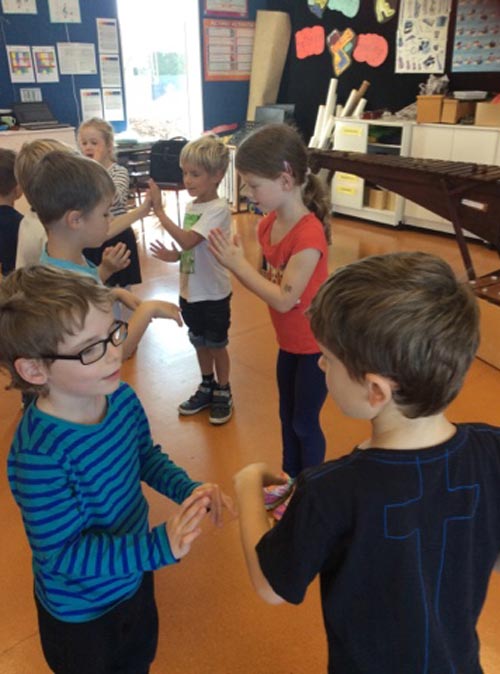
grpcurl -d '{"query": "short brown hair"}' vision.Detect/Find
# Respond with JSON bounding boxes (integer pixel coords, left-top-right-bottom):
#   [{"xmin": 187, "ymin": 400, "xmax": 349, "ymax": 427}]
[
  {"xmin": 235, "ymin": 123, "xmax": 331, "ymax": 242},
  {"xmin": 28, "ymin": 151, "xmax": 115, "ymax": 227},
  {"xmin": 0, "ymin": 148, "xmax": 17, "ymax": 196},
  {"xmin": 0, "ymin": 265, "xmax": 114, "ymax": 394},
  {"xmin": 14, "ymin": 138, "xmax": 75, "ymax": 202},
  {"xmin": 308, "ymin": 252, "xmax": 479, "ymax": 418}
]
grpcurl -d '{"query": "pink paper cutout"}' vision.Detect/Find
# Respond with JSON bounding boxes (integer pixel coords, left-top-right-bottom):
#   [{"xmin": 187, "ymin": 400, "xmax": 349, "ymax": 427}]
[
  {"xmin": 353, "ymin": 33, "xmax": 388, "ymax": 67},
  {"xmin": 295, "ymin": 25, "xmax": 326, "ymax": 59}
]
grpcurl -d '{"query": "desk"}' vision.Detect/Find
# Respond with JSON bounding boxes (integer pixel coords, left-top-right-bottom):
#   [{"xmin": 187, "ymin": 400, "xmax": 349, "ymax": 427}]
[{"xmin": 0, "ymin": 127, "xmax": 77, "ymax": 215}]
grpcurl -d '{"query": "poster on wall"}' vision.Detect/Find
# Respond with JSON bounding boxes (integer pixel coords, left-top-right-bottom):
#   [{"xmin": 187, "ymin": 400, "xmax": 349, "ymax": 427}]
[
  {"xmin": 96, "ymin": 18, "xmax": 119, "ymax": 54},
  {"xmin": 395, "ymin": 0, "xmax": 451, "ymax": 73},
  {"xmin": 5, "ymin": 45, "xmax": 35, "ymax": 83},
  {"xmin": 32, "ymin": 46, "xmax": 59, "ymax": 83},
  {"xmin": 203, "ymin": 18, "xmax": 254, "ymax": 81},
  {"xmin": 48, "ymin": 0, "xmax": 81, "ymax": 23},
  {"xmin": 452, "ymin": 0, "xmax": 500, "ymax": 72},
  {"xmin": 102, "ymin": 88, "xmax": 124, "ymax": 121},
  {"xmin": 99, "ymin": 54, "xmax": 122, "ymax": 88},
  {"xmin": 80, "ymin": 89, "xmax": 103, "ymax": 120},
  {"xmin": 2, "ymin": 0, "xmax": 37, "ymax": 13},
  {"xmin": 204, "ymin": 0, "xmax": 247, "ymax": 17},
  {"xmin": 57, "ymin": 42, "xmax": 97, "ymax": 75}
]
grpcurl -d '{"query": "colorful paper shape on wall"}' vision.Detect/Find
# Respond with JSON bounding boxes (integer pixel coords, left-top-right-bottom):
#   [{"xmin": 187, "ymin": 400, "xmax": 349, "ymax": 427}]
[
  {"xmin": 374, "ymin": 0, "xmax": 398, "ymax": 23},
  {"xmin": 295, "ymin": 25, "xmax": 325, "ymax": 59},
  {"xmin": 353, "ymin": 33, "xmax": 388, "ymax": 67},
  {"xmin": 327, "ymin": 27, "xmax": 357, "ymax": 76},
  {"xmin": 327, "ymin": 0, "xmax": 360, "ymax": 18},
  {"xmin": 307, "ymin": 0, "xmax": 328, "ymax": 19}
]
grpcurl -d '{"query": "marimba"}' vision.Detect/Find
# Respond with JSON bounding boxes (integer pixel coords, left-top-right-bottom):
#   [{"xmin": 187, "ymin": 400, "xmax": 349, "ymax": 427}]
[{"xmin": 308, "ymin": 149, "xmax": 500, "ymax": 304}]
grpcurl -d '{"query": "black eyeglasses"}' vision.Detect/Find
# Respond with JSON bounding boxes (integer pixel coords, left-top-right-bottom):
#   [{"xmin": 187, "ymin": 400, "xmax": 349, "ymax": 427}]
[{"xmin": 40, "ymin": 321, "xmax": 128, "ymax": 366}]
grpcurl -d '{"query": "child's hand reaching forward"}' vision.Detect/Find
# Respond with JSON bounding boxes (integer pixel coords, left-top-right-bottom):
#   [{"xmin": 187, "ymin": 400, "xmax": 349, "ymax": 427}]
[
  {"xmin": 150, "ymin": 239, "xmax": 181, "ymax": 263},
  {"xmin": 208, "ymin": 228, "xmax": 245, "ymax": 273},
  {"xmin": 100, "ymin": 243, "xmax": 131, "ymax": 282},
  {"xmin": 191, "ymin": 483, "xmax": 237, "ymax": 527},
  {"xmin": 143, "ymin": 299, "xmax": 183, "ymax": 326},
  {"xmin": 148, "ymin": 179, "xmax": 164, "ymax": 214},
  {"xmin": 166, "ymin": 491, "xmax": 211, "ymax": 560}
]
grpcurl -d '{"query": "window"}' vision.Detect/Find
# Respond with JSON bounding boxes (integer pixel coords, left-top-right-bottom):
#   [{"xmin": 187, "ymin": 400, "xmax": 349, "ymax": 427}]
[{"xmin": 117, "ymin": 0, "xmax": 203, "ymax": 139}]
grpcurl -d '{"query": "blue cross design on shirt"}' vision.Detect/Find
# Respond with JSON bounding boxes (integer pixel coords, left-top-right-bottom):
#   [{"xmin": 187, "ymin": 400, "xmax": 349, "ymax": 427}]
[{"xmin": 383, "ymin": 451, "xmax": 479, "ymax": 674}]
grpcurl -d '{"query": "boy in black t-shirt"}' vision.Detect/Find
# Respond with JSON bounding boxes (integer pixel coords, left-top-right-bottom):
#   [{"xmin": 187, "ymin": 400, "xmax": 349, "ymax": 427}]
[
  {"xmin": 233, "ymin": 252, "xmax": 500, "ymax": 674},
  {"xmin": 0, "ymin": 148, "xmax": 22, "ymax": 276}
]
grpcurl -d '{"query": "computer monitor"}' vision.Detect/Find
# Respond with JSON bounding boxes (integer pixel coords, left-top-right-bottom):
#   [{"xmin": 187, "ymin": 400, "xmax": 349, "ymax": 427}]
[{"xmin": 254, "ymin": 104, "xmax": 295, "ymax": 124}]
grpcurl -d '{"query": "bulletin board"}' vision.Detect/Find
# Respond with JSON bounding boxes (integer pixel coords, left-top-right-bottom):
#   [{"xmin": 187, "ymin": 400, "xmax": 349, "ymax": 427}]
[{"xmin": 0, "ymin": 0, "xmax": 126, "ymax": 131}]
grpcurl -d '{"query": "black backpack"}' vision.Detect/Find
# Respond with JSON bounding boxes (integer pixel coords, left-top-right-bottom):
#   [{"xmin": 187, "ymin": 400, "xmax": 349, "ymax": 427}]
[{"xmin": 149, "ymin": 137, "xmax": 188, "ymax": 184}]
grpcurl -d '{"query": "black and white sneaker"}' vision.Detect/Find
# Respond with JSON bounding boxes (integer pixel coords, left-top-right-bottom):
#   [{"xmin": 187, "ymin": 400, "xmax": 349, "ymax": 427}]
[
  {"xmin": 209, "ymin": 386, "xmax": 233, "ymax": 425},
  {"xmin": 178, "ymin": 382, "xmax": 213, "ymax": 415}
]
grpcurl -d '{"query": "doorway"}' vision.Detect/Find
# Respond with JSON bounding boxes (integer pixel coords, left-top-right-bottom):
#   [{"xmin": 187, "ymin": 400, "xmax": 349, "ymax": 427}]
[{"xmin": 117, "ymin": 0, "xmax": 203, "ymax": 140}]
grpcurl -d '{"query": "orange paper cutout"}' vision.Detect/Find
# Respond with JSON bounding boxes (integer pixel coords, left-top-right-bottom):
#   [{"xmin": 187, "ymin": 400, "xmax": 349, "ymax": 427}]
[
  {"xmin": 353, "ymin": 33, "xmax": 388, "ymax": 67},
  {"xmin": 295, "ymin": 25, "xmax": 326, "ymax": 59}
]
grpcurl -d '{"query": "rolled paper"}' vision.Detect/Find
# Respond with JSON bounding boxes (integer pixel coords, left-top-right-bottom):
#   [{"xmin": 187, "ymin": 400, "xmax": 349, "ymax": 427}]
[
  {"xmin": 353, "ymin": 98, "xmax": 367, "ymax": 118},
  {"xmin": 313, "ymin": 104, "xmax": 326, "ymax": 138},
  {"xmin": 318, "ymin": 115, "xmax": 335, "ymax": 149},
  {"xmin": 324, "ymin": 78, "xmax": 338, "ymax": 118},
  {"xmin": 335, "ymin": 104, "xmax": 343, "ymax": 117},
  {"xmin": 308, "ymin": 135, "xmax": 319, "ymax": 148},
  {"xmin": 340, "ymin": 89, "xmax": 358, "ymax": 117}
]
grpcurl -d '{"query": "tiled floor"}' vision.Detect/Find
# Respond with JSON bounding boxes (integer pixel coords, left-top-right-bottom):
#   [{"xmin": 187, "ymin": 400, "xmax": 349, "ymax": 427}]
[{"xmin": 1, "ymin": 210, "xmax": 499, "ymax": 673}]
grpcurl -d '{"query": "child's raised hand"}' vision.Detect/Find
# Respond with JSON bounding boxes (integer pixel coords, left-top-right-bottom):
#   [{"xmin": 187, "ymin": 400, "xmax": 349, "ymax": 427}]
[
  {"xmin": 191, "ymin": 483, "xmax": 237, "ymax": 527},
  {"xmin": 136, "ymin": 191, "xmax": 152, "ymax": 217},
  {"xmin": 102, "ymin": 242, "xmax": 131, "ymax": 273},
  {"xmin": 149, "ymin": 239, "xmax": 180, "ymax": 263},
  {"xmin": 144, "ymin": 299, "xmax": 183, "ymax": 326},
  {"xmin": 208, "ymin": 228, "xmax": 245, "ymax": 272},
  {"xmin": 147, "ymin": 178, "xmax": 163, "ymax": 213},
  {"xmin": 166, "ymin": 491, "xmax": 211, "ymax": 560}
]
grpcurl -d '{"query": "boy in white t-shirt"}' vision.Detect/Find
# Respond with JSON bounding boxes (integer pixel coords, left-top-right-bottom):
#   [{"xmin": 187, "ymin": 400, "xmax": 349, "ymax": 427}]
[{"xmin": 149, "ymin": 135, "xmax": 233, "ymax": 425}]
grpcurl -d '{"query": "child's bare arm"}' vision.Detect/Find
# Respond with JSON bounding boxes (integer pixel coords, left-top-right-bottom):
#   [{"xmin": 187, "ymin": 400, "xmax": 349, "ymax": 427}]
[
  {"xmin": 149, "ymin": 179, "xmax": 203, "ymax": 251},
  {"xmin": 233, "ymin": 463, "xmax": 285, "ymax": 605},
  {"xmin": 209, "ymin": 228, "xmax": 320, "ymax": 313},
  {"xmin": 111, "ymin": 287, "xmax": 142, "ymax": 310},
  {"xmin": 106, "ymin": 193, "xmax": 152, "ymax": 238},
  {"xmin": 122, "ymin": 299, "xmax": 182, "ymax": 360},
  {"xmin": 99, "ymin": 243, "xmax": 131, "ymax": 282}
]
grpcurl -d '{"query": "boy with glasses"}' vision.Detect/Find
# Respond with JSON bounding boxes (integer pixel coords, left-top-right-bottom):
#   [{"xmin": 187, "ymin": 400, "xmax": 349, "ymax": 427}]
[{"xmin": 0, "ymin": 265, "xmax": 234, "ymax": 674}]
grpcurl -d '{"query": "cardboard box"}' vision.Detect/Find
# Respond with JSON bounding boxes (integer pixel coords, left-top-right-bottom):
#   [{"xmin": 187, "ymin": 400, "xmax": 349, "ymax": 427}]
[
  {"xmin": 475, "ymin": 102, "xmax": 500, "ymax": 127},
  {"xmin": 441, "ymin": 99, "xmax": 476, "ymax": 124},
  {"xmin": 367, "ymin": 187, "xmax": 387, "ymax": 210},
  {"xmin": 385, "ymin": 191, "xmax": 397, "ymax": 211},
  {"xmin": 416, "ymin": 95, "xmax": 444, "ymax": 123},
  {"xmin": 476, "ymin": 297, "xmax": 500, "ymax": 370}
]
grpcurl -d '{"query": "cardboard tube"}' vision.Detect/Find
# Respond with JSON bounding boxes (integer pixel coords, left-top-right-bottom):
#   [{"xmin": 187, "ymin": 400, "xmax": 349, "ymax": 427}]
[{"xmin": 324, "ymin": 79, "xmax": 338, "ymax": 118}]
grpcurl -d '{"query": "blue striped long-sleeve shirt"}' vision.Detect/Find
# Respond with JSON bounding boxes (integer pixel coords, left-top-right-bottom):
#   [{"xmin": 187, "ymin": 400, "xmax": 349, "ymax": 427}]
[{"xmin": 8, "ymin": 382, "xmax": 201, "ymax": 623}]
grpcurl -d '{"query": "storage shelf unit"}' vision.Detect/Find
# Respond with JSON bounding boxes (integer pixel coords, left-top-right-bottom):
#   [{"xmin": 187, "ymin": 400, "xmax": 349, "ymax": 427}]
[{"xmin": 331, "ymin": 117, "xmax": 413, "ymax": 227}]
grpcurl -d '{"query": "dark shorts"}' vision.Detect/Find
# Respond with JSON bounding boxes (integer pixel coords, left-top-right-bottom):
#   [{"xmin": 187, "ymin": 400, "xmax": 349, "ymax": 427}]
[
  {"xmin": 180, "ymin": 294, "xmax": 231, "ymax": 349},
  {"xmin": 35, "ymin": 572, "xmax": 158, "ymax": 674}
]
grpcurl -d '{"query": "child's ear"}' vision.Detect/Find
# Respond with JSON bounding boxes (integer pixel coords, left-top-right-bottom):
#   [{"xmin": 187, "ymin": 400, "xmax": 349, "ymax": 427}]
[
  {"xmin": 365, "ymin": 373, "xmax": 394, "ymax": 409},
  {"xmin": 280, "ymin": 172, "xmax": 295, "ymax": 191},
  {"xmin": 66, "ymin": 209, "xmax": 83, "ymax": 230},
  {"xmin": 14, "ymin": 358, "xmax": 49, "ymax": 387}
]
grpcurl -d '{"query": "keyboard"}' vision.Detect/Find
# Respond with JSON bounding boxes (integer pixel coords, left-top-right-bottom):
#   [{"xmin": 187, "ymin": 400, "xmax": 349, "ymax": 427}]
[{"xmin": 20, "ymin": 122, "xmax": 71, "ymax": 130}]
